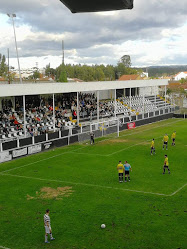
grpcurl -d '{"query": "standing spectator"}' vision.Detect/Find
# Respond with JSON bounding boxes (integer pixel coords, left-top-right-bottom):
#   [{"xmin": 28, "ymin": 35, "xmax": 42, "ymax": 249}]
[
  {"xmin": 73, "ymin": 110, "xmax": 77, "ymax": 119},
  {"xmin": 117, "ymin": 161, "xmax": 124, "ymax": 183},
  {"xmin": 44, "ymin": 209, "xmax": 55, "ymax": 243},
  {"xmin": 124, "ymin": 161, "xmax": 132, "ymax": 182}
]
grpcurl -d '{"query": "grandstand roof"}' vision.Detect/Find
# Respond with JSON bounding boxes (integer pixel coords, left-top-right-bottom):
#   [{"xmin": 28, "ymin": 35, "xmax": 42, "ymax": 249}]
[
  {"xmin": 60, "ymin": 0, "xmax": 133, "ymax": 13},
  {"xmin": 0, "ymin": 79, "xmax": 168, "ymax": 97}
]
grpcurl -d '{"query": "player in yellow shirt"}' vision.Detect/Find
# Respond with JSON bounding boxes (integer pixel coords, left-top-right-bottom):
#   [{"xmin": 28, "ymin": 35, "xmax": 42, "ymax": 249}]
[
  {"xmin": 150, "ymin": 138, "xmax": 155, "ymax": 155},
  {"xmin": 163, "ymin": 134, "xmax": 169, "ymax": 150},
  {"xmin": 117, "ymin": 161, "xmax": 124, "ymax": 183},
  {"xmin": 171, "ymin": 131, "xmax": 176, "ymax": 146},
  {"xmin": 163, "ymin": 155, "xmax": 170, "ymax": 174}
]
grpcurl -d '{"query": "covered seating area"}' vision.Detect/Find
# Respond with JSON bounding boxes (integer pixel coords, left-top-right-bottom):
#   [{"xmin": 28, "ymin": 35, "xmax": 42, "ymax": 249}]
[{"xmin": 0, "ymin": 79, "xmax": 170, "ymax": 143}]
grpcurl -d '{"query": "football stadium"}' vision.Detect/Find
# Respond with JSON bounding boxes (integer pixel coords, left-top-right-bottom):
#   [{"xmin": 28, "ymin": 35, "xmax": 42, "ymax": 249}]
[
  {"xmin": 0, "ymin": 79, "xmax": 186, "ymax": 249},
  {"xmin": 0, "ymin": 1, "xmax": 187, "ymax": 249}
]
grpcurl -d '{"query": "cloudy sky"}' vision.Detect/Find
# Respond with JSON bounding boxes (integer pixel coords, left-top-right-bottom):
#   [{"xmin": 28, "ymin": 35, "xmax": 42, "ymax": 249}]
[{"xmin": 0, "ymin": 0, "xmax": 187, "ymax": 69}]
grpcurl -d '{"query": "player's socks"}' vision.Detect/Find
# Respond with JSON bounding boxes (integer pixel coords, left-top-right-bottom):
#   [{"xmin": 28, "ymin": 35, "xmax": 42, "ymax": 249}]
[
  {"xmin": 125, "ymin": 177, "xmax": 127, "ymax": 182},
  {"xmin": 45, "ymin": 235, "xmax": 48, "ymax": 243},
  {"xmin": 50, "ymin": 233, "xmax": 54, "ymax": 239},
  {"xmin": 128, "ymin": 177, "xmax": 130, "ymax": 181}
]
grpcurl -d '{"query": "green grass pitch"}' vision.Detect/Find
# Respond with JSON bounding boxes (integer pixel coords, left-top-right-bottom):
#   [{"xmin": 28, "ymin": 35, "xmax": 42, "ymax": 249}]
[{"xmin": 0, "ymin": 118, "xmax": 186, "ymax": 249}]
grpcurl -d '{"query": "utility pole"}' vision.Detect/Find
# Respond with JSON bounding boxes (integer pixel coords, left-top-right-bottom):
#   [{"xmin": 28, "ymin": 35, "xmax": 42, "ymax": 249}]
[{"xmin": 7, "ymin": 48, "xmax": 10, "ymax": 84}]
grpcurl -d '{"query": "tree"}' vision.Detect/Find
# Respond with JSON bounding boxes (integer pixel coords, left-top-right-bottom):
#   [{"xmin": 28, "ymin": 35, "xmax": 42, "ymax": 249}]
[
  {"xmin": 33, "ymin": 71, "xmax": 40, "ymax": 80},
  {"xmin": 45, "ymin": 64, "xmax": 56, "ymax": 77},
  {"xmin": 104, "ymin": 65, "xmax": 115, "ymax": 80},
  {"xmin": 59, "ymin": 71, "xmax": 68, "ymax": 82},
  {"xmin": 119, "ymin": 55, "xmax": 131, "ymax": 68},
  {"xmin": 56, "ymin": 64, "xmax": 68, "ymax": 82},
  {"xmin": 0, "ymin": 54, "xmax": 8, "ymax": 77},
  {"xmin": 180, "ymin": 78, "xmax": 187, "ymax": 84}
]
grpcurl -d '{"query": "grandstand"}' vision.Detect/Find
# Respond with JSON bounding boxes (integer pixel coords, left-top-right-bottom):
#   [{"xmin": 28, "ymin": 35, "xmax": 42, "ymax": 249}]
[{"xmin": 0, "ymin": 79, "xmax": 174, "ymax": 162}]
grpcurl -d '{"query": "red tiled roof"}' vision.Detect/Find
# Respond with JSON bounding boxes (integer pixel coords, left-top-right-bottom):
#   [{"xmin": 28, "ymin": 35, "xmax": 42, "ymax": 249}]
[
  {"xmin": 174, "ymin": 72, "xmax": 187, "ymax": 77},
  {"xmin": 118, "ymin": 74, "xmax": 140, "ymax": 81}
]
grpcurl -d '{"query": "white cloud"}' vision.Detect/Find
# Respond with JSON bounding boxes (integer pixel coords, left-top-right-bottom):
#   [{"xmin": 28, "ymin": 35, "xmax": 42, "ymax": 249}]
[{"xmin": 0, "ymin": 0, "xmax": 187, "ymax": 68}]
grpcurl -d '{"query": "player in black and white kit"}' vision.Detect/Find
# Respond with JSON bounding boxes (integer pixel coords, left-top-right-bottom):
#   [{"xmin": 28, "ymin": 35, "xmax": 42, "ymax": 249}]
[{"xmin": 44, "ymin": 209, "xmax": 55, "ymax": 243}]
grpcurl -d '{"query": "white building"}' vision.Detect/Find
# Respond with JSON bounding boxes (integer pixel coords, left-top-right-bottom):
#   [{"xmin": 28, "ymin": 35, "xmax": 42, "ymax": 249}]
[
  {"xmin": 10, "ymin": 68, "xmax": 45, "ymax": 79},
  {"xmin": 174, "ymin": 72, "xmax": 187, "ymax": 81}
]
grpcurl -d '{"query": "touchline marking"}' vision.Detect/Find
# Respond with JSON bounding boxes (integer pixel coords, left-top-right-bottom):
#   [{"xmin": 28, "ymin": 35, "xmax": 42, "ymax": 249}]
[
  {"xmin": 1, "ymin": 173, "xmax": 186, "ymax": 197},
  {"xmin": 0, "ymin": 146, "xmax": 85, "ymax": 174},
  {"xmin": 0, "ymin": 173, "xmax": 169, "ymax": 196},
  {"xmin": 169, "ymin": 183, "xmax": 187, "ymax": 196},
  {"xmin": 0, "ymin": 246, "xmax": 11, "ymax": 249},
  {"xmin": 69, "ymin": 151, "xmax": 107, "ymax": 157}
]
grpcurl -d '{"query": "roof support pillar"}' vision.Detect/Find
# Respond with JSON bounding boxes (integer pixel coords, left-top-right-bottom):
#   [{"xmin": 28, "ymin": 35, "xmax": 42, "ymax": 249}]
[
  {"xmin": 77, "ymin": 92, "xmax": 79, "ymax": 125},
  {"xmin": 23, "ymin": 95, "xmax": 26, "ymax": 137},
  {"xmin": 97, "ymin": 91, "xmax": 99, "ymax": 123}
]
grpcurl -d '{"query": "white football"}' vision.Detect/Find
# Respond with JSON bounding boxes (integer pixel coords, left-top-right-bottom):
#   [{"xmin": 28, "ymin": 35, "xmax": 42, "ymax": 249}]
[{"xmin": 101, "ymin": 224, "xmax": 106, "ymax": 229}]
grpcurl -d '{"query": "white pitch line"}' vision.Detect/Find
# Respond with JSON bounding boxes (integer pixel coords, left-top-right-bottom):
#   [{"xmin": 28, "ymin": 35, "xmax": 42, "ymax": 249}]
[
  {"xmin": 73, "ymin": 136, "xmax": 163, "ymax": 157},
  {"xmin": 0, "ymin": 146, "xmax": 85, "ymax": 174},
  {"xmin": 169, "ymin": 183, "xmax": 187, "ymax": 196},
  {"xmin": 0, "ymin": 246, "xmax": 11, "ymax": 249},
  {"xmin": 95, "ymin": 118, "xmax": 184, "ymax": 144},
  {"xmin": 0, "ymin": 173, "xmax": 169, "ymax": 196},
  {"xmin": 0, "ymin": 119, "xmax": 183, "ymax": 174},
  {"xmin": 68, "ymin": 151, "xmax": 107, "ymax": 157}
]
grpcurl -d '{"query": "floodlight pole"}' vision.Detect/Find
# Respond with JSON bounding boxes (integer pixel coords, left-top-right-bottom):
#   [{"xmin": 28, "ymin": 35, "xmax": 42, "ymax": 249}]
[{"xmin": 7, "ymin": 14, "xmax": 22, "ymax": 84}]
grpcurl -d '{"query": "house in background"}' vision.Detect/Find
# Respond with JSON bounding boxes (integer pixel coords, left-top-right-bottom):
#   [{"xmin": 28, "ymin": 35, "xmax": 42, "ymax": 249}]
[
  {"xmin": 174, "ymin": 72, "xmax": 187, "ymax": 81},
  {"xmin": 118, "ymin": 74, "xmax": 143, "ymax": 81}
]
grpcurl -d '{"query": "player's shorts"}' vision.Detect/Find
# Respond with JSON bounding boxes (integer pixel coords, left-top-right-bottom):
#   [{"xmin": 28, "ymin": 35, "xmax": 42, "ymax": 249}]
[
  {"xmin": 45, "ymin": 226, "xmax": 51, "ymax": 234},
  {"xmin": 125, "ymin": 170, "xmax": 129, "ymax": 175},
  {"xmin": 164, "ymin": 142, "xmax": 168, "ymax": 145},
  {"xmin": 163, "ymin": 165, "xmax": 168, "ymax": 169},
  {"xmin": 172, "ymin": 138, "xmax": 175, "ymax": 142},
  {"xmin": 151, "ymin": 146, "xmax": 155, "ymax": 150},
  {"xmin": 118, "ymin": 173, "xmax": 123, "ymax": 177}
]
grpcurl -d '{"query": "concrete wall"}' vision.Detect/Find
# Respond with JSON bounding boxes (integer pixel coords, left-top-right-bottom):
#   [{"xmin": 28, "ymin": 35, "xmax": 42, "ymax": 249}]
[{"xmin": 139, "ymin": 86, "xmax": 159, "ymax": 96}]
